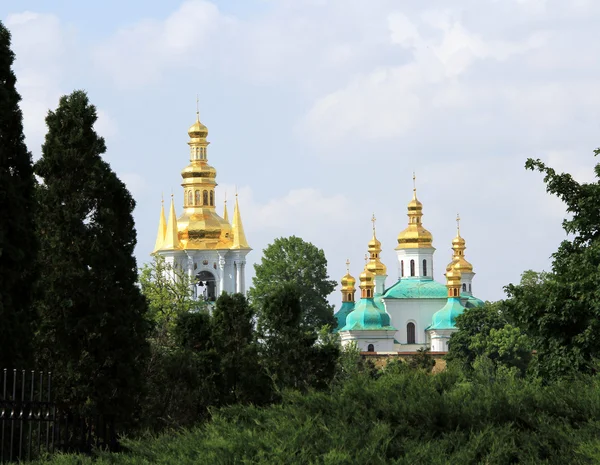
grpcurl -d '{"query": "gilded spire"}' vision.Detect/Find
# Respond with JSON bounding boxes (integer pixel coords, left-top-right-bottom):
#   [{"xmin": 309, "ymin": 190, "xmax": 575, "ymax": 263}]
[
  {"xmin": 396, "ymin": 174, "xmax": 433, "ymax": 250},
  {"xmin": 161, "ymin": 194, "xmax": 181, "ymax": 250},
  {"xmin": 341, "ymin": 259, "xmax": 356, "ymax": 303},
  {"xmin": 231, "ymin": 193, "xmax": 251, "ymax": 249},
  {"xmin": 448, "ymin": 213, "xmax": 473, "ymax": 274},
  {"xmin": 366, "ymin": 214, "xmax": 387, "ymax": 275},
  {"xmin": 153, "ymin": 196, "xmax": 167, "ymax": 253},
  {"xmin": 223, "ymin": 193, "xmax": 229, "ymax": 223}
]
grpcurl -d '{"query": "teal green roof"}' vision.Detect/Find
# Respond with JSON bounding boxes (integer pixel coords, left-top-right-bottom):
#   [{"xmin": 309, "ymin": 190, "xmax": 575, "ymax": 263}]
[
  {"xmin": 463, "ymin": 294, "xmax": 485, "ymax": 308},
  {"xmin": 382, "ymin": 278, "xmax": 448, "ymax": 300},
  {"xmin": 427, "ymin": 297, "xmax": 464, "ymax": 330},
  {"xmin": 374, "ymin": 293, "xmax": 385, "ymax": 311},
  {"xmin": 341, "ymin": 298, "xmax": 396, "ymax": 331},
  {"xmin": 334, "ymin": 301, "xmax": 355, "ymax": 332}
]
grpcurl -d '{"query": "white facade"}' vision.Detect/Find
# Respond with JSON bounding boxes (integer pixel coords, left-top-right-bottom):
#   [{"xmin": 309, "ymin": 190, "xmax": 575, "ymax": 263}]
[
  {"xmin": 428, "ymin": 329, "xmax": 454, "ymax": 352},
  {"xmin": 339, "ymin": 329, "xmax": 397, "ymax": 352},
  {"xmin": 396, "ymin": 247, "xmax": 435, "ymax": 279},
  {"xmin": 160, "ymin": 249, "xmax": 249, "ymax": 301}
]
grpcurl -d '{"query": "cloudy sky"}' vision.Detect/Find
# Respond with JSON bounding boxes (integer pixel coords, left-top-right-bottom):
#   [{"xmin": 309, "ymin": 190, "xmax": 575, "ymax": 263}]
[{"xmin": 2, "ymin": 0, "xmax": 599, "ymax": 304}]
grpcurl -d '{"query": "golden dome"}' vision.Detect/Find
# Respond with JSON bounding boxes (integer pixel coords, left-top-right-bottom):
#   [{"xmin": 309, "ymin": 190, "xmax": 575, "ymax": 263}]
[
  {"xmin": 450, "ymin": 214, "xmax": 473, "ymax": 274},
  {"xmin": 396, "ymin": 176, "xmax": 434, "ymax": 250},
  {"xmin": 366, "ymin": 214, "xmax": 387, "ymax": 275},
  {"xmin": 359, "ymin": 267, "xmax": 375, "ymax": 289},
  {"xmin": 188, "ymin": 116, "xmax": 208, "ymax": 139},
  {"xmin": 341, "ymin": 273, "xmax": 356, "ymax": 290},
  {"xmin": 181, "ymin": 162, "xmax": 216, "ymax": 179},
  {"xmin": 445, "ymin": 261, "xmax": 462, "ymax": 287}
]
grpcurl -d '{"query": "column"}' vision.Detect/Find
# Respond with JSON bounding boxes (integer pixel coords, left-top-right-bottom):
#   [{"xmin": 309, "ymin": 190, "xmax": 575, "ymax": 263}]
[
  {"xmin": 239, "ymin": 260, "xmax": 246, "ymax": 294},
  {"xmin": 218, "ymin": 254, "xmax": 226, "ymax": 296},
  {"xmin": 235, "ymin": 261, "xmax": 242, "ymax": 293},
  {"xmin": 187, "ymin": 255, "xmax": 197, "ymax": 300}
]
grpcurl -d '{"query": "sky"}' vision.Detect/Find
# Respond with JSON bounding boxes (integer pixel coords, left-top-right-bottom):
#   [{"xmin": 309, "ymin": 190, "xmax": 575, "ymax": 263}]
[{"xmin": 2, "ymin": 0, "xmax": 600, "ymax": 305}]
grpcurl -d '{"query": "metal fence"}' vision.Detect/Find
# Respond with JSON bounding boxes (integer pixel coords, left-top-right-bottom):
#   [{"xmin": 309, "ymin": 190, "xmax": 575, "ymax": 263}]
[{"xmin": 0, "ymin": 369, "xmax": 117, "ymax": 463}]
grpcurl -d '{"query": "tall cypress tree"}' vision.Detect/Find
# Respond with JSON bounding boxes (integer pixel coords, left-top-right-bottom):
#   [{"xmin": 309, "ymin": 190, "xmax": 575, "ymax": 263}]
[
  {"xmin": 0, "ymin": 21, "xmax": 37, "ymax": 369},
  {"xmin": 34, "ymin": 91, "xmax": 149, "ymax": 424}
]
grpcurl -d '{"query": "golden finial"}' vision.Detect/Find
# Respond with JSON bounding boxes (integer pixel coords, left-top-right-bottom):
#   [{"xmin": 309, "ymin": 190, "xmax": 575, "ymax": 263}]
[
  {"xmin": 224, "ymin": 191, "xmax": 227, "ymax": 204},
  {"xmin": 364, "ymin": 254, "xmax": 368, "ymax": 265},
  {"xmin": 371, "ymin": 213, "xmax": 376, "ymax": 233},
  {"xmin": 196, "ymin": 94, "xmax": 199, "ymax": 121},
  {"xmin": 456, "ymin": 213, "xmax": 461, "ymax": 235},
  {"xmin": 346, "ymin": 258, "xmax": 350, "ymax": 274},
  {"xmin": 161, "ymin": 193, "xmax": 164, "ymax": 204}
]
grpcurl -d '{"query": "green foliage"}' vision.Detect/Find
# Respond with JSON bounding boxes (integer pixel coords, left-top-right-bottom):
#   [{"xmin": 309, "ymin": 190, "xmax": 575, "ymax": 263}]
[
  {"xmin": 503, "ymin": 153, "xmax": 600, "ymax": 379},
  {"xmin": 257, "ymin": 283, "xmax": 340, "ymax": 392},
  {"xmin": 0, "ymin": 21, "xmax": 37, "ymax": 369},
  {"xmin": 139, "ymin": 255, "xmax": 204, "ymax": 346},
  {"xmin": 35, "ymin": 369, "xmax": 600, "ymax": 464},
  {"xmin": 407, "ymin": 348, "xmax": 436, "ymax": 372},
  {"xmin": 447, "ymin": 299, "xmax": 531, "ymax": 376},
  {"xmin": 211, "ymin": 293, "xmax": 271, "ymax": 405},
  {"xmin": 34, "ymin": 91, "xmax": 150, "ymax": 425},
  {"xmin": 250, "ymin": 236, "xmax": 337, "ymax": 329}
]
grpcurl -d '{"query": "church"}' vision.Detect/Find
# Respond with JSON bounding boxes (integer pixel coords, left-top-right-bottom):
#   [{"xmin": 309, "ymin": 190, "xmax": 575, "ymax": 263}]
[
  {"xmin": 334, "ymin": 181, "xmax": 484, "ymax": 353},
  {"xmin": 152, "ymin": 110, "xmax": 251, "ymax": 300}
]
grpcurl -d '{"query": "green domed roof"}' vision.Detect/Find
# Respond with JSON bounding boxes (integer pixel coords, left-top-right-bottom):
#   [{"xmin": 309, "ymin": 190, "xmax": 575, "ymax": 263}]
[
  {"xmin": 383, "ymin": 278, "xmax": 448, "ymax": 300},
  {"xmin": 427, "ymin": 298, "xmax": 464, "ymax": 331},
  {"xmin": 463, "ymin": 295, "xmax": 485, "ymax": 308},
  {"xmin": 341, "ymin": 298, "xmax": 396, "ymax": 331},
  {"xmin": 334, "ymin": 301, "xmax": 355, "ymax": 332}
]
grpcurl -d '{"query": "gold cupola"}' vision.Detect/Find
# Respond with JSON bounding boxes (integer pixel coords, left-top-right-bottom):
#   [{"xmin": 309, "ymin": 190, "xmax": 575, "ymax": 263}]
[
  {"xmin": 175, "ymin": 108, "xmax": 233, "ymax": 249},
  {"xmin": 449, "ymin": 214, "xmax": 474, "ymax": 274},
  {"xmin": 396, "ymin": 174, "xmax": 434, "ymax": 250},
  {"xmin": 341, "ymin": 259, "xmax": 356, "ymax": 303},
  {"xmin": 445, "ymin": 260, "xmax": 462, "ymax": 298},
  {"xmin": 366, "ymin": 214, "xmax": 387, "ymax": 276},
  {"xmin": 359, "ymin": 262, "xmax": 376, "ymax": 299}
]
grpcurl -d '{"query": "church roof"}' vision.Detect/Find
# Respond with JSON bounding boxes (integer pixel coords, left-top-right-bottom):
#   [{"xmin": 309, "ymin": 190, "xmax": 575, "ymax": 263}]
[
  {"xmin": 334, "ymin": 301, "xmax": 355, "ymax": 332},
  {"xmin": 341, "ymin": 298, "xmax": 396, "ymax": 332},
  {"xmin": 463, "ymin": 295, "xmax": 485, "ymax": 308},
  {"xmin": 427, "ymin": 297, "xmax": 465, "ymax": 331},
  {"xmin": 382, "ymin": 278, "xmax": 448, "ymax": 300}
]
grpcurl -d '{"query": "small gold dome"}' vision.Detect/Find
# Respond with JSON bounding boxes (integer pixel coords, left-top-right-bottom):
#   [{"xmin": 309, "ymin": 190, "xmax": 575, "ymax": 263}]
[
  {"xmin": 366, "ymin": 258, "xmax": 387, "ymax": 275},
  {"xmin": 341, "ymin": 273, "xmax": 356, "ymax": 290},
  {"xmin": 188, "ymin": 118, "xmax": 208, "ymax": 139},
  {"xmin": 452, "ymin": 235, "xmax": 466, "ymax": 247},
  {"xmin": 445, "ymin": 261, "xmax": 462, "ymax": 285},
  {"xmin": 359, "ymin": 267, "xmax": 375, "ymax": 289}
]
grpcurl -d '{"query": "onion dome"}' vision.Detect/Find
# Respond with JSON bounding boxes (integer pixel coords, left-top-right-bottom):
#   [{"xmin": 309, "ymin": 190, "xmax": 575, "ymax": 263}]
[
  {"xmin": 428, "ymin": 261, "xmax": 465, "ymax": 330},
  {"xmin": 450, "ymin": 214, "xmax": 474, "ymax": 274},
  {"xmin": 340, "ymin": 259, "xmax": 357, "ymax": 305},
  {"xmin": 181, "ymin": 163, "xmax": 216, "ymax": 180},
  {"xmin": 396, "ymin": 175, "xmax": 434, "ymax": 250},
  {"xmin": 366, "ymin": 214, "xmax": 387, "ymax": 275},
  {"xmin": 188, "ymin": 115, "xmax": 208, "ymax": 139}
]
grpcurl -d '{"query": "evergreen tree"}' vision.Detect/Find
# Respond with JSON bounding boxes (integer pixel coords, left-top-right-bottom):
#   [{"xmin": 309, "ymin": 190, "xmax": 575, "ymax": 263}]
[
  {"xmin": 211, "ymin": 293, "xmax": 271, "ymax": 405},
  {"xmin": 34, "ymin": 91, "xmax": 149, "ymax": 424},
  {"xmin": 250, "ymin": 236, "xmax": 336, "ymax": 330},
  {"xmin": 257, "ymin": 283, "xmax": 339, "ymax": 391},
  {"xmin": 0, "ymin": 21, "xmax": 37, "ymax": 368}
]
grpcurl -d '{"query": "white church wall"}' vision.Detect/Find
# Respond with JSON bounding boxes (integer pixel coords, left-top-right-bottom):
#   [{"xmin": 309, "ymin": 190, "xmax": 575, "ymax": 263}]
[{"xmin": 383, "ymin": 297, "xmax": 446, "ymax": 345}]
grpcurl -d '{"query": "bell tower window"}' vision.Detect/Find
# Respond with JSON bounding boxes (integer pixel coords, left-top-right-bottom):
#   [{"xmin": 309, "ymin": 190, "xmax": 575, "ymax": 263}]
[
  {"xmin": 400, "ymin": 260, "xmax": 404, "ymax": 277},
  {"xmin": 410, "ymin": 260, "xmax": 415, "ymax": 277},
  {"xmin": 203, "ymin": 190, "xmax": 208, "ymax": 205},
  {"xmin": 195, "ymin": 190, "xmax": 200, "ymax": 206},
  {"xmin": 210, "ymin": 190, "xmax": 214, "ymax": 206},
  {"xmin": 422, "ymin": 259, "xmax": 427, "ymax": 277}
]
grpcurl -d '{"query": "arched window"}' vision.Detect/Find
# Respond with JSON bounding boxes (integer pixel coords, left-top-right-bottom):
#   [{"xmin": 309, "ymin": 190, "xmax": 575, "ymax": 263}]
[
  {"xmin": 188, "ymin": 191, "xmax": 193, "ymax": 206},
  {"xmin": 407, "ymin": 322, "xmax": 416, "ymax": 344},
  {"xmin": 410, "ymin": 260, "xmax": 415, "ymax": 277},
  {"xmin": 195, "ymin": 147, "xmax": 199, "ymax": 159},
  {"xmin": 367, "ymin": 344, "xmax": 375, "ymax": 352},
  {"xmin": 347, "ymin": 293, "xmax": 352, "ymax": 301},
  {"xmin": 462, "ymin": 283, "xmax": 467, "ymax": 292},
  {"xmin": 203, "ymin": 190, "xmax": 208, "ymax": 205},
  {"xmin": 210, "ymin": 190, "xmax": 214, "ymax": 206},
  {"xmin": 400, "ymin": 260, "xmax": 404, "ymax": 277},
  {"xmin": 195, "ymin": 190, "xmax": 200, "ymax": 205},
  {"xmin": 422, "ymin": 259, "xmax": 427, "ymax": 277}
]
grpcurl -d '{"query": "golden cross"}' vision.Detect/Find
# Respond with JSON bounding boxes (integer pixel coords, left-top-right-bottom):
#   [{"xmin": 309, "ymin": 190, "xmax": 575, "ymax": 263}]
[
  {"xmin": 371, "ymin": 213, "xmax": 376, "ymax": 233},
  {"xmin": 161, "ymin": 192, "xmax": 164, "ymax": 204},
  {"xmin": 412, "ymin": 172, "xmax": 416, "ymax": 191},
  {"xmin": 196, "ymin": 94, "xmax": 199, "ymax": 118},
  {"xmin": 364, "ymin": 253, "xmax": 368, "ymax": 265},
  {"xmin": 224, "ymin": 191, "xmax": 227, "ymax": 204},
  {"xmin": 346, "ymin": 258, "xmax": 350, "ymax": 274},
  {"xmin": 456, "ymin": 213, "xmax": 461, "ymax": 234}
]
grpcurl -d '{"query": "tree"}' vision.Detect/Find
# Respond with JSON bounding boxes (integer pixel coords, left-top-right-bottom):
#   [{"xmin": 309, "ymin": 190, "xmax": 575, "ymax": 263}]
[
  {"xmin": 257, "ymin": 283, "xmax": 339, "ymax": 391},
  {"xmin": 504, "ymin": 152, "xmax": 600, "ymax": 378},
  {"xmin": 250, "ymin": 236, "xmax": 337, "ymax": 330},
  {"xmin": 34, "ymin": 91, "xmax": 149, "ymax": 424},
  {"xmin": 0, "ymin": 21, "xmax": 37, "ymax": 369},
  {"xmin": 446, "ymin": 301, "xmax": 508, "ymax": 370},
  {"xmin": 140, "ymin": 255, "xmax": 205, "ymax": 346},
  {"xmin": 211, "ymin": 293, "xmax": 271, "ymax": 405}
]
